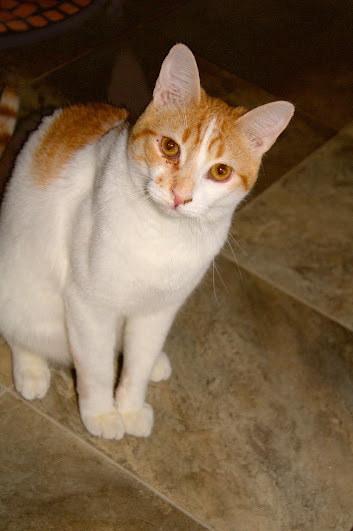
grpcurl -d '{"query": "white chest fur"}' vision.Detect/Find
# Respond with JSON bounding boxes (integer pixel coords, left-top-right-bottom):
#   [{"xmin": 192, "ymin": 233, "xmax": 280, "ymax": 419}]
[{"xmin": 68, "ymin": 130, "xmax": 230, "ymax": 313}]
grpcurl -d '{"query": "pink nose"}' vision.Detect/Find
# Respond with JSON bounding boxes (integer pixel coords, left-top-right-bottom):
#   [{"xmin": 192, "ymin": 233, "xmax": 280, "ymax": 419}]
[{"xmin": 172, "ymin": 189, "xmax": 193, "ymax": 208}]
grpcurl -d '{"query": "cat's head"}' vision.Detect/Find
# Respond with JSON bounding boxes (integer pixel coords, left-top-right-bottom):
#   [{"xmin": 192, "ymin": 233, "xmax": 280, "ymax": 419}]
[{"xmin": 129, "ymin": 44, "xmax": 294, "ymax": 220}]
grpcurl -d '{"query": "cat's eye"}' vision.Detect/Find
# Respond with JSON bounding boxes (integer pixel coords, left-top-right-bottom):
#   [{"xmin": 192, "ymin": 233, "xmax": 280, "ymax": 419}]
[
  {"xmin": 209, "ymin": 163, "xmax": 232, "ymax": 182},
  {"xmin": 161, "ymin": 137, "xmax": 180, "ymax": 158}
]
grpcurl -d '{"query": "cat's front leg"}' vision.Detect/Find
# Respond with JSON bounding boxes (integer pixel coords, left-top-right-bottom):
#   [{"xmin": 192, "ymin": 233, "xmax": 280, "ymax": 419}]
[
  {"xmin": 116, "ymin": 306, "xmax": 178, "ymax": 437},
  {"xmin": 65, "ymin": 292, "xmax": 124, "ymax": 440}
]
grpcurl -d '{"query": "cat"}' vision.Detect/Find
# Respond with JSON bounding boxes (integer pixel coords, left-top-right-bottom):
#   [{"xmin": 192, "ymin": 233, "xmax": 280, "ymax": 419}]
[{"xmin": 0, "ymin": 44, "xmax": 294, "ymax": 439}]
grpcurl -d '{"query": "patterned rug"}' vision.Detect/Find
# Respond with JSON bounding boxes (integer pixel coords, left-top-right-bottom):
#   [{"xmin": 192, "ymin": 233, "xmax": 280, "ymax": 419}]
[{"xmin": 0, "ymin": 0, "xmax": 107, "ymax": 48}]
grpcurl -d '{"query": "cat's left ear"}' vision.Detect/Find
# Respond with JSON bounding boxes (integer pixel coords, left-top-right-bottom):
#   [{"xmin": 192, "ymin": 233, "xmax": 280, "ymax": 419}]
[
  {"xmin": 153, "ymin": 44, "xmax": 201, "ymax": 108},
  {"xmin": 236, "ymin": 101, "xmax": 294, "ymax": 157}
]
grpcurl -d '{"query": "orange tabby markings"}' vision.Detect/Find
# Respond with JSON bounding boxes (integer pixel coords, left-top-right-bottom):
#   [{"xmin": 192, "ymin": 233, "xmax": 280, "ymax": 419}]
[
  {"xmin": 238, "ymin": 173, "xmax": 249, "ymax": 191},
  {"xmin": 208, "ymin": 134, "xmax": 222, "ymax": 155},
  {"xmin": 130, "ymin": 128, "xmax": 157, "ymax": 142},
  {"xmin": 182, "ymin": 127, "xmax": 191, "ymax": 143},
  {"xmin": 129, "ymin": 89, "xmax": 263, "ymax": 194},
  {"xmin": 216, "ymin": 143, "xmax": 225, "ymax": 159},
  {"xmin": 33, "ymin": 103, "xmax": 128, "ymax": 186}
]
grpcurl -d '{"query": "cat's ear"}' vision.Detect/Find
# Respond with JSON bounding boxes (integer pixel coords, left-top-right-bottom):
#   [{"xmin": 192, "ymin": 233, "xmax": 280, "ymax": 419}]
[
  {"xmin": 153, "ymin": 44, "xmax": 201, "ymax": 108},
  {"xmin": 236, "ymin": 101, "xmax": 294, "ymax": 157}
]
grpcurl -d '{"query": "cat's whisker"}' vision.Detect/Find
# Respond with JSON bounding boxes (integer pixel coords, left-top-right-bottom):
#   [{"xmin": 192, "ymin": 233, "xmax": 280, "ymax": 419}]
[
  {"xmin": 0, "ymin": 42, "xmax": 294, "ymax": 442},
  {"xmin": 213, "ymin": 259, "xmax": 228, "ymax": 293},
  {"xmin": 226, "ymin": 236, "xmax": 245, "ymax": 288},
  {"xmin": 212, "ymin": 258, "xmax": 219, "ymax": 305},
  {"xmin": 228, "ymin": 232, "xmax": 247, "ymax": 256}
]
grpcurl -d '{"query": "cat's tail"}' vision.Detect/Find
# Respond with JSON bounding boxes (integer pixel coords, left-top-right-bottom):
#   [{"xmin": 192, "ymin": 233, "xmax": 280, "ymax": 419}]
[{"xmin": 0, "ymin": 86, "xmax": 19, "ymax": 159}]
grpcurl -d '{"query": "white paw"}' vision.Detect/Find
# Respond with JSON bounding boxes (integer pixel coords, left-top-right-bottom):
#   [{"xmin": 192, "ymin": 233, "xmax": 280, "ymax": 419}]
[
  {"xmin": 150, "ymin": 351, "xmax": 172, "ymax": 382},
  {"xmin": 119, "ymin": 403, "xmax": 154, "ymax": 437},
  {"xmin": 81, "ymin": 409, "xmax": 125, "ymax": 440},
  {"xmin": 14, "ymin": 367, "xmax": 50, "ymax": 400}
]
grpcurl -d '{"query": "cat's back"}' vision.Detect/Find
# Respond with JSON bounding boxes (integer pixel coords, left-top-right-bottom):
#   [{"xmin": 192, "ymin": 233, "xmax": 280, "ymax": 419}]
[
  {"xmin": 0, "ymin": 102, "xmax": 128, "ymax": 237},
  {"xmin": 29, "ymin": 103, "xmax": 128, "ymax": 188},
  {"xmin": 0, "ymin": 103, "xmax": 129, "ymax": 283},
  {"xmin": 12, "ymin": 103, "xmax": 128, "ymax": 190}
]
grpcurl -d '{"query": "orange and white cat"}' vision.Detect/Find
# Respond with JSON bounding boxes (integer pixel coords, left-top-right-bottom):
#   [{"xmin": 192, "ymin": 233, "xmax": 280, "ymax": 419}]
[{"xmin": 0, "ymin": 45, "xmax": 294, "ymax": 439}]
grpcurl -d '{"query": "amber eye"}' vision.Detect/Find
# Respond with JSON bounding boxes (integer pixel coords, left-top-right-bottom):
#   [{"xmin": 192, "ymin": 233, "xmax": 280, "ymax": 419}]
[
  {"xmin": 209, "ymin": 163, "xmax": 232, "ymax": 182},
  {"xmin": 161, "ymin": 137, "xmax": 180, "ymax": 158}
]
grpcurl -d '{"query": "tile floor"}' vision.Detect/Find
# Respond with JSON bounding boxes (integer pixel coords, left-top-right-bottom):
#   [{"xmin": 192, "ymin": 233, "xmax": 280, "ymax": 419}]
[{"xmin": 1, "ymin": 1, "xmax": 352, "ymax": 529}]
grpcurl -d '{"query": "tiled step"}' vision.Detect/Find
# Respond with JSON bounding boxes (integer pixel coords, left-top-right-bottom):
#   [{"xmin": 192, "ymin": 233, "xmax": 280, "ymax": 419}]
[
  {"xmin": 224, "ymin": 122, "xmax": 353, "ymax": 332},
  {"xmin": 0, "ymin": 390, "xmax": 208, "ymax": 530},
  {"xmin": 1, "ymin": 258, "xmax": 352, "ymax": 530}
]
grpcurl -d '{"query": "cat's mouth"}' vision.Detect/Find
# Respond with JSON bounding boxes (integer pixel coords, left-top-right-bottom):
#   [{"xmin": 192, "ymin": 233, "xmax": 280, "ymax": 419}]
[
  {"xmin": 146, "ymin": 181, "xmax": 203, "ymax": 219},
  {"xmin": 158, "ymin": 199, "xmax": 201, "ymax": 219}
]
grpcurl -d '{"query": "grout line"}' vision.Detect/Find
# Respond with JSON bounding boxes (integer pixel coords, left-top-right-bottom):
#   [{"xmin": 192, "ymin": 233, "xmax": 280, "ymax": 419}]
[
  {"xmin": 221, "ymin": 251, "xmax": 353, "ymax": 334},
  {"xmin": 0, "ymin": 387, "xmax": 7, "ymax": 399},
  {"xmin": 5, "ymin": 386, "xmax": 215, "ymax": 531},
  {"xmin": 236, "ymin": 121, "xmax": 350, "ymax": 213},
  {"xmin": 221, "ymin": 124, "xmax": 353, "ymax": 334}
]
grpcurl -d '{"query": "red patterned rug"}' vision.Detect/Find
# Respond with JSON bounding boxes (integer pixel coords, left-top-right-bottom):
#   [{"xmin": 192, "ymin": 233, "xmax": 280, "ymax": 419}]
[{"xmin": 0, "ymin": 0, "xmax": 107, "ymax": 48}]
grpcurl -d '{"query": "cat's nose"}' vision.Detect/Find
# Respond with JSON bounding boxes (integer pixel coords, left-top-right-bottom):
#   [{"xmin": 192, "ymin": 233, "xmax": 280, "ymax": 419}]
[{"xmin": 172, "ymin": 189, "xmax": 193, "ymax": 208}]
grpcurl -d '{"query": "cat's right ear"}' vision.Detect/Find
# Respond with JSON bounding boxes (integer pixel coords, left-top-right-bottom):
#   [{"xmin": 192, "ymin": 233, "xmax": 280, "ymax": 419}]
[{"xmin": 153, "ymin": 44, "xmax": 201, "ymax": 109}]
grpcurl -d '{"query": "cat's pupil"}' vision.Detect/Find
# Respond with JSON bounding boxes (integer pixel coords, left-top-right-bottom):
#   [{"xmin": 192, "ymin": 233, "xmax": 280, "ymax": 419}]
[
  {"xmin": 218, "ymin": 164, "xmax": 227, "ymax": 175},
  {"xmin": 161, "ymin": 137, "xmax": 179, "ymax": 157},
  {"xmin": 166, "ymin": 140, "xmax": 176, "ymax": 151}
]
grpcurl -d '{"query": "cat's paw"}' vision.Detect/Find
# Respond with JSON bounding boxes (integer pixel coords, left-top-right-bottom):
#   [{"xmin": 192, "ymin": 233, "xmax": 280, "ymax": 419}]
[
  {"xmin": 14, "ymin": 366, "xmax": 51, "ymax": 400},
  {"xmin": 81, "ymin": 409, "xmax": 125, "ymax": 440},
  {"xmin": 150, "ymin": 351, "xmax": 172, "ymax": 382},
  {"xmin": 119, "ymin": 403, "xmax": 154, "ymax": 437}
]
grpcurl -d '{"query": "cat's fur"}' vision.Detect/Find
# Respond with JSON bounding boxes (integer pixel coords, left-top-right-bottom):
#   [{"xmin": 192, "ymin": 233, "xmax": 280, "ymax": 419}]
[{"xmin": 0, "ymin": 45, "xmax": 294, "ymax": 439}]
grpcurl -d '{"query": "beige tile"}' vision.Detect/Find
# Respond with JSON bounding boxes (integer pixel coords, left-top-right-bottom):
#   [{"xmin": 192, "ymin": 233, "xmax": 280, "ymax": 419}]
[
  {"xmin": 0, "ymin": 391, "xmax": 208, "ymax": 531},
  {"xmin": 17, "ymin": 260, "xmax": 353, "ymax": 530},
  {"xmin": 224, "ymin": 122, "xmax": 353, "ymax": 331}
]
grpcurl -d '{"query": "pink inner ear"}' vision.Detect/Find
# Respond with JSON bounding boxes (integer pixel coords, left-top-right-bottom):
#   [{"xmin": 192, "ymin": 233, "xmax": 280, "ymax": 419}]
[
  {"xmin": 237, "ymin": 101, "xmax": 294, "ymax": 156},
  {"xmin": 153, "ymin": 44, "xmax": 201, "ymax": 109}
]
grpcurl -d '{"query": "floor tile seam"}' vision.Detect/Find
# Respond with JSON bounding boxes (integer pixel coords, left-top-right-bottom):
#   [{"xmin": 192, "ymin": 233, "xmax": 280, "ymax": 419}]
[
  {"xmin": 0, "ymin": 382, "xmax": 14, "ymax": 393},
  {"xmin": 19, "ymin": 0, "xmax": 193, "ymax": 90},
  {"xmin": 5, "ymin": 386, "xmax": 214, "ymax": 531},
  {"xmin": 0, "ymin": 387, "xmax": 7, "ymax": 399},
  {"xmin": 237, "ymin": 119, "xmax": 352, "ymax": 215},
  {"xmin": 220, "ymin": 251, "xmax": 353, "ymax": 334}
]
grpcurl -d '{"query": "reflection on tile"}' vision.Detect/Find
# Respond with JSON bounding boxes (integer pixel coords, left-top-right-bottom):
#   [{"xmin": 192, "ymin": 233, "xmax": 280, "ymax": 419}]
[
  {"xmin": 225, "ymin": 122, "xmax": 353, "ymax": 331},
  {"xmin": 30, "ymin": 27, "xmax": 170, "ymax": 116},
  {"xmin": 149, "ymin": 0, "xmax": 353, "ymax": 130},
  {"xmin": 0, "ymin": 391, "xmax": 208, "ymax": 530},
  {"xmin": 16, "ymin": 259, "xmax": 353, "ymax": 530}
]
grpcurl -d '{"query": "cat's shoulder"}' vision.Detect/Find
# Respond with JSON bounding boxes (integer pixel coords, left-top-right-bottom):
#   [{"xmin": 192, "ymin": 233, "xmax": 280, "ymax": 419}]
[{"xmin": 33, "ymin": 103, "xmax": 129, "ymax": 187}]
